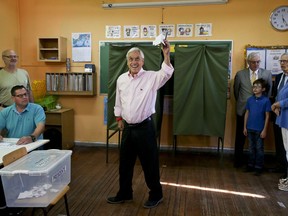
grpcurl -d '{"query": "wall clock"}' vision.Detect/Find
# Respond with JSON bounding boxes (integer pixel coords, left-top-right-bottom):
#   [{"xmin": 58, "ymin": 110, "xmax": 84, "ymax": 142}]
[{"xmin": 270, "ymin": 6, "xmax": 288, "ymax": 31}]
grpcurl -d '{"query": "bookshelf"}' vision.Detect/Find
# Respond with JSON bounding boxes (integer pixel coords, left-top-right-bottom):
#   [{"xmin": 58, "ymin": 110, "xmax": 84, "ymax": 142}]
[
  {"xmin": 46, "ymin": 72, "xmax": 96, "ymax": 96},
  {"xmin": 38, "ymin": 37, "xmax": 67, "ymax": 62}
]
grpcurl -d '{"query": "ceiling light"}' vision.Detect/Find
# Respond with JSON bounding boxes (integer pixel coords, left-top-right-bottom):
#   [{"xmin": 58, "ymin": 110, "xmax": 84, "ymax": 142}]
[{"xmin": 102, "ymin": 0, "xmax": 228, "ymax": 9}]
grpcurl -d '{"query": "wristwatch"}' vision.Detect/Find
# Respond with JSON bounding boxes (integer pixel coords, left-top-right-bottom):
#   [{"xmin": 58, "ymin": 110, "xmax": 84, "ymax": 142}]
[{"xmin": 29, "ymin": 135, "xmax": 36, "ymax": 142}]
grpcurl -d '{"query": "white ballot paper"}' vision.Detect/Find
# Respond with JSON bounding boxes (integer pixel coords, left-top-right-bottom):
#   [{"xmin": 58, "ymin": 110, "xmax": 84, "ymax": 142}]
[{"xmin": 153, "ymin": 32, "xmax": 167, "ymax": 46}]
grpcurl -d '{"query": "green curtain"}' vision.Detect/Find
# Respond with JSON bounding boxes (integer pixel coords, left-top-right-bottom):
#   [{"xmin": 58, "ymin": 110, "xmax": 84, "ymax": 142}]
[
  {"xmin": 173, "ymin": 44, "xmax": 230, "ymax": 138},
  {"xmin": 107, "ymin": 44, "xmax": 162, "ymax": 133}
]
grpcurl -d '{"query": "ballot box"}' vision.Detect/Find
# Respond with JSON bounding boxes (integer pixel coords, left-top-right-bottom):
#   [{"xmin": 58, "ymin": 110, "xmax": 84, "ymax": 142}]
[{"xmin": 0, "ymin": 149, "xmax": 72, "ymax": 207}]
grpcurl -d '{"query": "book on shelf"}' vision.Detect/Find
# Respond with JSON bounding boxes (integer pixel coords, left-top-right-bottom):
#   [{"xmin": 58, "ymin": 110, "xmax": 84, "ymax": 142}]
[
  {"xmin": 46, "ymin": 74, "xmax": 51, "ymax": 91},
  {"xmin": 88, "ymin": 74, "xmax": 93, "ymax": 91},
  {"xmin": 46, "ymin": 72, "xmax": 94, "ymax": 93}
]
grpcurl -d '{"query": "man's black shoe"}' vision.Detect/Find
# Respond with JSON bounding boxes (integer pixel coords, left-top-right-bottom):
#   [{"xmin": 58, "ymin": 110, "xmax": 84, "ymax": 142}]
[
  {"xmin": 106, "ymin": 196, "xmax": 132, "ymax": 204},
  {"xmin": 143, "ymin": 197, "xmax": 163, "ymax": 208}
]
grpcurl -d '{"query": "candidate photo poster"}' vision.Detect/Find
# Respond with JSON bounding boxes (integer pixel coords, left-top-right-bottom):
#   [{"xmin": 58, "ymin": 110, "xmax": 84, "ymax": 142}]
[
  {"xmin": 141, "ymin": 25, "xmax": 157, "ymax": 38},
  {"xmin": 105, "ymin": 25, "xmax": 121, "ymax": 39},
  {"xmin": 177, "ymin": 24, "xmax": 193, "ymax": 37},
  {"xmin": 195, "ymin": 23, "xmax": 212, "ymax": 37},
  {"xmin": 124, "ymin": 25, "xmax": 140, "ymax": 39},
  {"xmin": 159, "ymin": 24, "xmax": 175, "ymax": 38}
]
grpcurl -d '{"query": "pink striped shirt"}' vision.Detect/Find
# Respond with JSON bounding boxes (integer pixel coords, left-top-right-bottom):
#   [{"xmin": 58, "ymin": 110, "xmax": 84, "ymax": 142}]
[{"xmin": 114, "ymin": 62, "xmax": 174, "ymax": 124}]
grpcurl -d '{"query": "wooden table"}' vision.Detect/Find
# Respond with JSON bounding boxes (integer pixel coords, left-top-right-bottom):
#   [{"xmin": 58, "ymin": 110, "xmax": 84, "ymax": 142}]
[{"xmin": 0, "ymin": 138, "xmax": 50, "ymax": 165}]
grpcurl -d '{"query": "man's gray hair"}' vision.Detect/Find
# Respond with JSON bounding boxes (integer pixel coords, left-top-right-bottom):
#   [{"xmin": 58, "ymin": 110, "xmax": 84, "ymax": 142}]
[
  {"xmin": 247, "ymin": 52, "xmax": 260, "ymax": 61},
  {"xmin": 126, "ymin": 47, "xmax": 145, "ymax": 59}
]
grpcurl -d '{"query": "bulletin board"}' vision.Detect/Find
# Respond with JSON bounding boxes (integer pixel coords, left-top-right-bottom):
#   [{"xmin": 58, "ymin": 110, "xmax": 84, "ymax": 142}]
[{"xmin": 245, "ymin": 45, "xmax": 288, "ymax": 75}]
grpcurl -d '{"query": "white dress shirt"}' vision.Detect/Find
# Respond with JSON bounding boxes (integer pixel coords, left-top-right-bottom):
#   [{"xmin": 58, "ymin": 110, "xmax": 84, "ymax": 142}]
[
  {"xmin": 114, "ymin": 62, "xmax": 174, "ymax": 124},
  {"xmin": 277, "ymin": 73, "xmax": 288, "ymax": 91}
]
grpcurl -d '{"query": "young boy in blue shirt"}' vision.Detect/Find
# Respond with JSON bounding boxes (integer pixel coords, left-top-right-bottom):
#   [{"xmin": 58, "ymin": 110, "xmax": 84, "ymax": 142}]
[{"xmin": 243, "ymin": 78, "xmax": 271, "ymax": 176}]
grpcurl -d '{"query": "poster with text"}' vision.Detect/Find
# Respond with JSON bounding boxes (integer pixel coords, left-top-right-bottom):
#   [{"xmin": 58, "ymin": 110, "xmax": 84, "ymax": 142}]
[
  {"xmin": 106, "ymin": 25, "xmax": 121, "ymax": 38},
  {"xmin": 159, "ymin": 24, "xmax": 175, "ymax": 38},
  {"xmin": 266, "ymin": 49, "xmax": 286, "ymax": 75},
  {"xmin": 195, "ymin": 23, "xmax": 212, "ymax": 37},
  {"xmin": 72, "ymin": 32, "xmax": 91, "ymax": 62},
  {"xmin": 177, "ymin": 24, "xmax": 193, "ymax": 37},
  {"xmin": 124, "ymin": 25, "xmax": 140, "ymax": 38},
  {"xmin": 141, "ymin": 25, "xmax": 157, "ymax": 38}
]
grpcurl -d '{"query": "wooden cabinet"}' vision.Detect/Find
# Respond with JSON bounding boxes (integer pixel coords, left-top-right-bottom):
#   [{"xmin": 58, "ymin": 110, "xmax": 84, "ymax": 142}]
[
  {"xmin": 45, "ymin": 108, "xmax": 74, "ymax": 149},
  {"xmin": 46, "ymin": 72, "xmax": 96, "ymax": 96},
  {"xmin": 37, "ymin": 37, "xmax": 67, "ymax": 62}
]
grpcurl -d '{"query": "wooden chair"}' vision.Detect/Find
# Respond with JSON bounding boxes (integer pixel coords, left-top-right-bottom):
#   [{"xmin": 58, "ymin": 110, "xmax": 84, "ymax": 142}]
[
  {"xmin": 2, "ymin": 147, "xmax": 70, "ymax": 216},
  {"xmin": 2, "ymin": 147, "xmax": 28, "ymax": 166}
]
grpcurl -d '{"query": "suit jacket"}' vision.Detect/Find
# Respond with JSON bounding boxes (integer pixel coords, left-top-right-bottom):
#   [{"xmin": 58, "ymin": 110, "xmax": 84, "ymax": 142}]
[
  {"xmin": 233, "ymin": 68, "xmax": 272, "ymax": 116},
  {"xmin": 276, "ymin": 82, "xmax": 288, "ymax": 129},
  {"xmin": 272, "ymin": 73, "xmax": 285, "ymax": 102},
  {"xmin": 270, "ymin": 73, "xmax": 283, "ymax": 122}
]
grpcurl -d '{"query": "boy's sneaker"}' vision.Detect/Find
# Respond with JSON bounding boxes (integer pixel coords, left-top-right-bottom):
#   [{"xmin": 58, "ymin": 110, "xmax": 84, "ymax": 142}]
[
  {"xmin": 279, "ymin": 178, "xmax": 288, "ymax": 185},
  {"xmin": 278, "ymin": 178, "xmax": 288, "ymax": 191},
  {"xmin": 278, "ymin": 183, "xmax": 288, "ymax": 191}
]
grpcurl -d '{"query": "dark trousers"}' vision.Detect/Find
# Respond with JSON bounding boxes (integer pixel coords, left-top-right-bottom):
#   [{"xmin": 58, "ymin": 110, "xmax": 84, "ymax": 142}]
[
  {"xmin": 234, "ymin": 114, "xmax": 246, "ymax": 167},
  {"xmin": 247, "ymin": 130, "xmax": 264, "ymax": 169},
  {"xmin": 117, "ymin": 119, "xmax": 162, "ymax": 201}
]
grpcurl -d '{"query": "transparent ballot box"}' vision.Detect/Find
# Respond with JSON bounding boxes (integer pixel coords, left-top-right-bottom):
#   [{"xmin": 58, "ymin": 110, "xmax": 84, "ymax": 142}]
[{"xmin": 0, "ymin": 149, "xmax": 72, "ymax": 207}]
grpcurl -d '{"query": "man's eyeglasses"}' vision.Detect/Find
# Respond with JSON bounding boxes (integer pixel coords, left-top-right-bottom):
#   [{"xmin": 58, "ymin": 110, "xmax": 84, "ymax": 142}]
[
  {"xmin": 249, "ymin": 60, "xmax": 261, "ymax": 64},
  {"xmin": 14, "ymin": 93, "xmax": 28, "ymax": 98},
  {"xmin": 279, "ymin": 60, "xmax": 288, "ymax": 64},
  {"xmin": 3, "ymin": 55, "xmax": 18, "ymax": 59}
]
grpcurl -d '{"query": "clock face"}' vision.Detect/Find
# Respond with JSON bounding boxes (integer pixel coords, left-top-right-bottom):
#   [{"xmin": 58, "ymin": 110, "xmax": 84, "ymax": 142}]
[{"xmin": 270, "ymin": 6, "xmax": 288, "ymax": 31}]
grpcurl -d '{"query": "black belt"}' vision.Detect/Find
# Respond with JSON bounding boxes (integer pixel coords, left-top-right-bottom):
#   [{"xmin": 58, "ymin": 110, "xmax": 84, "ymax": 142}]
[
  {"xmin": 125, "ymin": 116, "xmax": 152, "ymax": 127},
  {"xmin": 0, "ymin": 104, "xmax": 8, "ymax": 108}
]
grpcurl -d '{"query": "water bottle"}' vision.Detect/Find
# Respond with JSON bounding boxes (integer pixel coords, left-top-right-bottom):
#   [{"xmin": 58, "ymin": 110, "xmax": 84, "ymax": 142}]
[{"xmin": 66, "ymin": 58, "xmax": 71, "ymax": 72}]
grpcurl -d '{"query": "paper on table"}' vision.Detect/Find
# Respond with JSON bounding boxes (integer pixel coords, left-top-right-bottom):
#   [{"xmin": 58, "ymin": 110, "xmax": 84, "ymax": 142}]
[
  {"xmin": 0, "ymin": 141, "xmax": 18, "ymax": 148},
  {"xmin": 0, "ymin": 142, "xmax": 14, "ymax": 146}
]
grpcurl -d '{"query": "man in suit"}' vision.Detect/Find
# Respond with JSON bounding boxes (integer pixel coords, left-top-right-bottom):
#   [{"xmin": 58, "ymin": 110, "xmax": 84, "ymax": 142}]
[
  {"xmin": 233, "ymin": 52, "xmax": 272, "ymax": 168},
  {"xmin": 270, "ymin": 53, "xmax": 288, "ymax": 177},
  {"xmin": 271, "ymin": 53, "xmax": 288, "ymax": 190}
]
